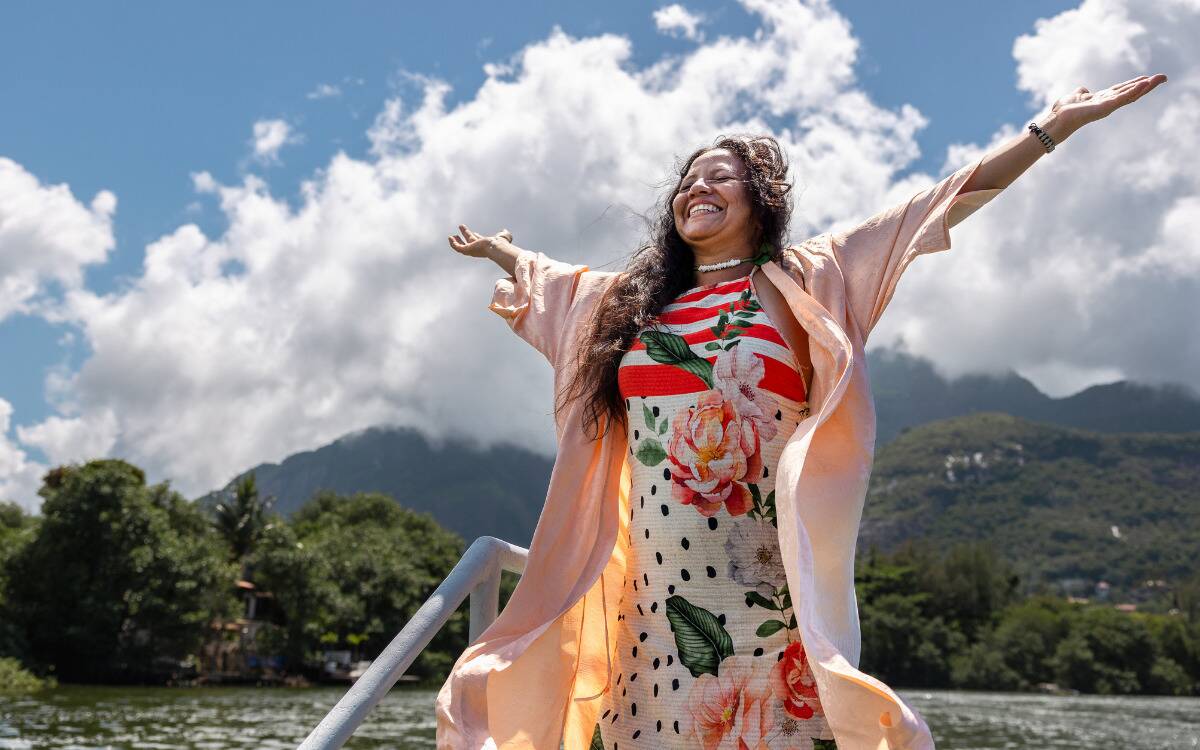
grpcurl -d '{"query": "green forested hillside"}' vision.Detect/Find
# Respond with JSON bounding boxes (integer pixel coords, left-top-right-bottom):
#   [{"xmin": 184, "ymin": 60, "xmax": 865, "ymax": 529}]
[{"xmin": 861, "ymin": 411, "xmax": 1200, "ymax": 599}]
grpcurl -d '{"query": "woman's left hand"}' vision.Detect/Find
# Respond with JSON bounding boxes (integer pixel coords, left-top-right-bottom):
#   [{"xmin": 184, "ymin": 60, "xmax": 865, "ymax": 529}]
[{"xmin": 1049, "ymin": 73, "xmax": 1168, "ymax": 133}]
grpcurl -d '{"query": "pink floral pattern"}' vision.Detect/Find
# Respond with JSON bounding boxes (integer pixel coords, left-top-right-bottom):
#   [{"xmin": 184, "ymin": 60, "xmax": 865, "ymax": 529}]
[
  {"xmin": 667, "ymin": 344, "xmax": 782, "ymax": 519},
  {"xmin": 686, "ymin": 656, "xmax": 776, "ymax": 750},
  {"xmin": 667, "ymin": 389, "xmax": 755, "ymax": 517}
]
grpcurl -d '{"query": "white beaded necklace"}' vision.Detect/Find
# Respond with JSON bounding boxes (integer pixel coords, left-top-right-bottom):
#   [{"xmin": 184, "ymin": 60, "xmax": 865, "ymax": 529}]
[
  {"xmin": 694, "ymin": 255, "xmax": 755, "ymax": 273},
  {"xmin": 693, "ymin": 243, "xmax": 774, "ymax": 273}
]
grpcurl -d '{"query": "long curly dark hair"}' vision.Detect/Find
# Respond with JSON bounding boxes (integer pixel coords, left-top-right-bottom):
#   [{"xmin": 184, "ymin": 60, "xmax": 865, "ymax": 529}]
[{"xmin": 556, "ymin": 134, "xmax": 795, "ymax": 441}]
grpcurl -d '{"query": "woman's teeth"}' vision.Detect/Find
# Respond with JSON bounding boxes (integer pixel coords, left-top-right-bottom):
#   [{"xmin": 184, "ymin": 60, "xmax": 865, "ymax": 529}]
[{"xmin": 689, "ymin": 204, "xmax": 722, "ymax": 217}]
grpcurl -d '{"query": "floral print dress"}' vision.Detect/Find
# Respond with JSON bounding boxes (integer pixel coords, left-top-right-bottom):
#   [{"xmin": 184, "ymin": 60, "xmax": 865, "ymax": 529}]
[{"xmin": 592, "ymin": 271, "xmax": 836, "ymax": 750}]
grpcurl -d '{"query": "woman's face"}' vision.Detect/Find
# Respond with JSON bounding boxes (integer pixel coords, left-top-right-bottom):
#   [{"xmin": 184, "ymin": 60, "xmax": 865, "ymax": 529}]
[{"xmin": 671, "ymin": 148, "xmax": 755, "ymax": 252}]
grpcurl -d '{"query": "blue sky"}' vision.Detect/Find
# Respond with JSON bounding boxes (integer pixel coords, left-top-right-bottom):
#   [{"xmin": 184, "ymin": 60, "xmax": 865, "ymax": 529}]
[{"xmin": 1, "ymin": 0, "xmax": 1189, "ymax": 507}]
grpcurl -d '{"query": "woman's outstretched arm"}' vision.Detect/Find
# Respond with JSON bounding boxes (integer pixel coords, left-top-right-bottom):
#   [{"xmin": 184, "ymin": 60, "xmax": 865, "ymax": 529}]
[
  {"xmin": 954, "ymin": 74, "xmax": 1168, "ymax": 198},
  {"xmin": 829, "ymin": 73, "xmax": 1170, "ymax": 344},
  {"xmin": 450, "ymin": 223, "xmax": 592, "ymax": 363}
]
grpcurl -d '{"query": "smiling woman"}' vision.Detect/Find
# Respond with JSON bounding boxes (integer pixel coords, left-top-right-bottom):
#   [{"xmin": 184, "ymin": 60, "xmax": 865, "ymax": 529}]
[
  {"xmin": 443, "ymin": 122, "xmax": 1002, "ymax": 748},
  {"xmin": 437, "ymin": 70, "xmax": 1168, "ymax": 750}
]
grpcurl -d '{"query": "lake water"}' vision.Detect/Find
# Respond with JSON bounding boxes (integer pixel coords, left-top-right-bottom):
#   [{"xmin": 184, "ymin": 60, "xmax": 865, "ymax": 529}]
[{"xmin": 1, "ymin": 685, "xmax": 1197, "ymax": 748}]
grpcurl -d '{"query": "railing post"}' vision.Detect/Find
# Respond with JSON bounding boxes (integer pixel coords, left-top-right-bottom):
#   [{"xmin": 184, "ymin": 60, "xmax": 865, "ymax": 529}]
[
  {"xmin": 298, "ymin": 535, "xmax": 527, "ymax": 750},
  {"xmin": 469, "ymin": 564, "xmax": 503, "ymax": 643}
]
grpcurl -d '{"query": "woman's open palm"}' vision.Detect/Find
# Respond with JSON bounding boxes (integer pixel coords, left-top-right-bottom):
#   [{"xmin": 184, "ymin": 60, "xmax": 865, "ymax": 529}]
[
  {"xmin": 448, "ymin": 224, "xmax": 512, "ymax": 259},
  {"xmin": 1051, "ymin": 73, "xmax": 1167, "ymax": 129}
]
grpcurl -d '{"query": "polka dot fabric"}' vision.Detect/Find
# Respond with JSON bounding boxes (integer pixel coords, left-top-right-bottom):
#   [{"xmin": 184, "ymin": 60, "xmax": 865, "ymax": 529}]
[{"xmin": 593, "ymin": 271, "xmax": 837, "ymax": 749}]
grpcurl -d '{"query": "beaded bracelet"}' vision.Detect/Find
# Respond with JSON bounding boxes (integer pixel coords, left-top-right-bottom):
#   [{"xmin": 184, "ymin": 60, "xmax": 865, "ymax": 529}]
[{"xmin": 1028, "ymin": 121, "xmax": 1056, "ymax": 153}]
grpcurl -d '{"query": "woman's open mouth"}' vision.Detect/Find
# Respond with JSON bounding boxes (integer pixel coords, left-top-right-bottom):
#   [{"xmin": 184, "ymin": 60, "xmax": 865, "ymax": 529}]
[{"xmin": 687, "ymin": 203, "xmax": 723, "ymax": 219}]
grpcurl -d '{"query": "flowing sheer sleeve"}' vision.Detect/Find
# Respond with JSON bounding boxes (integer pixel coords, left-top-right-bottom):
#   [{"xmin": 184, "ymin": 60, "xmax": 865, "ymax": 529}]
[
  {"xmin": 488, "ymin": 248, "xmax": 591, "ymax": 363},
  {"xmin": 828, "ymin": 154, "xmax": 1005, "ymax": 343}
]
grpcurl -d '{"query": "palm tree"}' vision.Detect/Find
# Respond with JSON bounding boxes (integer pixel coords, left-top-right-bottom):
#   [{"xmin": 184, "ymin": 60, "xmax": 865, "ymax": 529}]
[{"xmin": 212, "ymin": 473, "xmax": 275, "ymax": 564}]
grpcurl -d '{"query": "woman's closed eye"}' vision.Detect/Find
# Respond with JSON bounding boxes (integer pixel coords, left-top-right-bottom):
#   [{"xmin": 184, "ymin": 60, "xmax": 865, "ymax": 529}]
[{"xmin": 678, "ymin": 176, "xmax": 735, "ymax": 194}]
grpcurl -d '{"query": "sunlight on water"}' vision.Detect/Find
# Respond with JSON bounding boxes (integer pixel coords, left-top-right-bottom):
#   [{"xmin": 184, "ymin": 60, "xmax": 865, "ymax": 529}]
[
  {"xmin": 0, "ymin": 685, "xmax": 435, "ymax": 749},
  {"xmin": 905, "ymin": 689, "xmax": 1200, "ymax": 750},
  {"xmin": 1, "ymin": 686, "xmax": 1197, "ymax": 748}
]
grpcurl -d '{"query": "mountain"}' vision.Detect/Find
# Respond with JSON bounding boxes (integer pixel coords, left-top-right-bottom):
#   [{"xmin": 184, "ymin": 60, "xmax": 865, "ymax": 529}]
[
  {"xmin": 196, "ymin": 426, "xmax": 553, "ymax": 547},
  {"xmin": 860, "ymin": 411, "xmax": 1200, "ymax": 596},
  {"xmin": 868, "ymin": 347, "xmax": 1200, "ymax": 444}
]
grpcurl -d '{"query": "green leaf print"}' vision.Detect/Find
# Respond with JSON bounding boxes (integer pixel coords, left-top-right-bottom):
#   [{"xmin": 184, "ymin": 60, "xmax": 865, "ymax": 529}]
[
  {"xmin": 590, "ymin": 722, "xmax": 604, "ymax": 750},
  {"xmin": 788, "ymin": 612, "xmax": 797, "ymax": 629},
  {"xmin": 812, "ymin": 739, "xmax": 838, "ymax": 749},
  {"xmin": 722, "ymin": 341, "xmax": 738, "ymax": 351},
  {"xmin": 704, "ymin": 342, "xmax": 722, "ymax": 351},
  {"xmin": 744, "ymin": 591, "xmax": 778, "ymax": 610},
  {"xmin": 642, "ymin": 403, "xmax": 655, "ymax": 430},
  {"xmin": 635, "ymin": 437, "xmax": 667, "ymax": 467},
  {"xmin": 756, "ymin": 619, "xmax": 786, "ymax": 637},
  {"xmin": 657, "ymin": 419, "xmax": 668, "ymax": 435},
  {"xmin": 640, "ymin": 331, "xmax": 714, "ymax": 387},
  {"xmin": 665, "ymin": 595, "xmax": 734, "ymax": 677}
]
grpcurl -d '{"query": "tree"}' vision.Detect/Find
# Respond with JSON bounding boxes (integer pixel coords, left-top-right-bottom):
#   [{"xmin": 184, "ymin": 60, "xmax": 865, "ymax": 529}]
[
  {"xmin": 989, "ymin": 596, "xmax": 1072, "ymax": 686},
  {"xmin": 245, "ymin": 520, "xmax": 334, "ymax": 670},
  {"xmin": 1050, "ymin": 606, "xmax": 1155, "ymax": 694},
  {"xmin": 211, "ymin": 473, "xmax": 275, "ymax": 564},
  {"xmin": 0, "ymin": 501, "xmax": 38, "ymax": 664},
  {"xmin": 3, "ymin": 460, "xmax": 238, "ymax": 683},
  {"xmin": 250, "ymin": 491, "xmax": 468, "ymax": 679}
]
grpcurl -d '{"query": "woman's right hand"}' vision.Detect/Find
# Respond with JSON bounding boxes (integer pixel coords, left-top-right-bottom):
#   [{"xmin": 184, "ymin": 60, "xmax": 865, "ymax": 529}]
[{"xmin": 448, "ymin": 224, "xmax": 513, "ymax": 259}]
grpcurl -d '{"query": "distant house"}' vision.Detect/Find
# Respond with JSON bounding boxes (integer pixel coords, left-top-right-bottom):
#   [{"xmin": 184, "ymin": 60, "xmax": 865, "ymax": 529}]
[
  {"xmin": 197, "ymin": 578, "xmax": 285, "ymax": 683},
  {"xmin": 1055, "ymin": 577, "xmax": 1090, "ymax": 596}
]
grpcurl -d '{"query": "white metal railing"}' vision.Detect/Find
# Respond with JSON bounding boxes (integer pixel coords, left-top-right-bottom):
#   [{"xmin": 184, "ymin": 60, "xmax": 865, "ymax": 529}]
[{"xmin": 298, "ymin": 535, "xmax": 529, "ymax": 749}]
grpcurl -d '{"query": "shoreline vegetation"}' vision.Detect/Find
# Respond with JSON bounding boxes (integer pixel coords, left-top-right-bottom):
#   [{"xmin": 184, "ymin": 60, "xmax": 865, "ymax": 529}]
[
  {"xmin": 1, "ymin": 458, "xmax": 1197, "ymax": 699},
  {"xmin": 0, "ymin": 656, "xmax": 57, "ymax": 693}
]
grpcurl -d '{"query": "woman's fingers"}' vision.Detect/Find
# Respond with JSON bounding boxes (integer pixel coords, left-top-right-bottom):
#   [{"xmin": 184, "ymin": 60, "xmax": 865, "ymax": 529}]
[
  {"xmin": 449, "ymin": 224, "xmax": 498, "ymax": 257},
  {"xmin": 1062, "ymin": 73, "xmax": 1167, "ymax": 125},
  {"xmin": 449, "ymin": 224, "xmax": 514, "ymax": 257}
]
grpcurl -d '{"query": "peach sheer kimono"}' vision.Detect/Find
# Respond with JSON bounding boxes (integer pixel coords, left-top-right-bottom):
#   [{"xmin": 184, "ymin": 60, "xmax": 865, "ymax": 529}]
[{"xmin": 436, "ymin": 156, "xmax": 1004, "ymax": 749}]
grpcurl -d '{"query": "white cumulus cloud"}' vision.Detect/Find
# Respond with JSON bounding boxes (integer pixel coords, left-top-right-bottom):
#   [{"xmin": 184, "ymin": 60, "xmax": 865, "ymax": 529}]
[
  {"xmin": 251, "ymin": 118, "xmax": 303, "ymax": 164},
  {"xmin": 654, "ymin": 3, "xmax": 706, "ymax": 41},
  {"xmin": 0, "ymin": 0, "xmax": 1195, "ymax": 512},
  {"xmin": 0, "ymin": 400, "xmax": 44, "ymax": 511},
  {"xmin": 0, "ymin": 158, "xmax": 116, "ymax": 322}
]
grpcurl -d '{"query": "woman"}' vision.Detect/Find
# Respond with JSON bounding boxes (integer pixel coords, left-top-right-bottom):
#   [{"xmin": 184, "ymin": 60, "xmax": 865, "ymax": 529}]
[{"xmin": 439, "ymin": 75, "xmax": 1166, "ymax": 750}]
